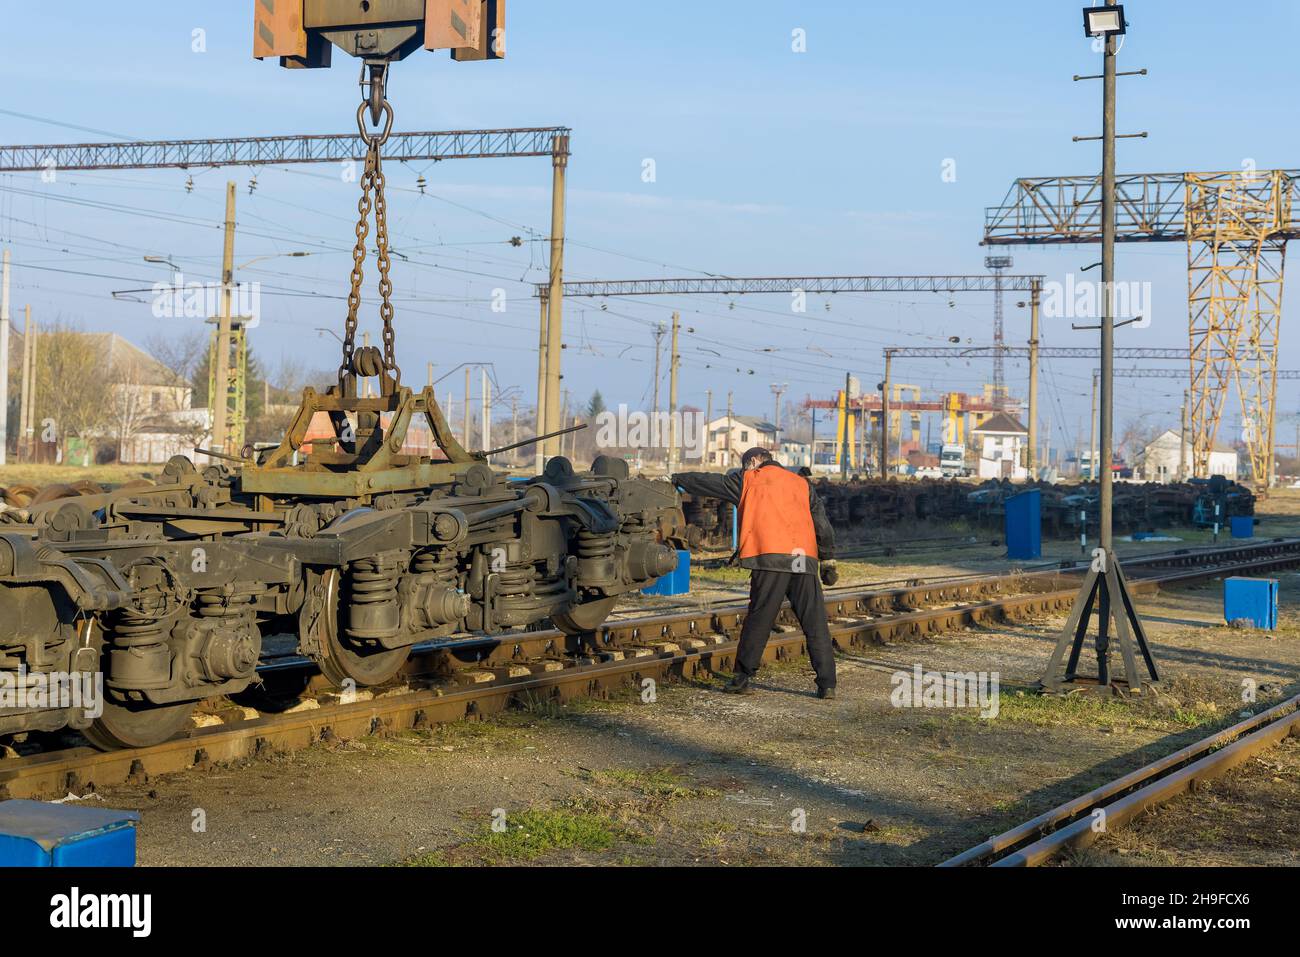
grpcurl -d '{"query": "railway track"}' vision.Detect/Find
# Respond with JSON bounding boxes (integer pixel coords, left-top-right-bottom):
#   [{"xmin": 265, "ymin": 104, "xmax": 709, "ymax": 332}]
[
  {"xmin": 2, "ymin": 538, "xmax": 1298, "ymax": 802},
  {"xmin": 940, "ymin": 692, "xmax": 1300, "ymax": 867}
]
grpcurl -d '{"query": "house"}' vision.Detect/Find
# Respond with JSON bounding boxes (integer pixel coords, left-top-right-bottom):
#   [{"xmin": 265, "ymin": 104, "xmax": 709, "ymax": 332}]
[
  {"xmin": 776, "ymin": 439, "xmax": 811, "ymax": 468},
  {"xmin": 971, "ymin": 412, "xmax": 1029, "ymax": 481},
  {"xmin": 704, "ymin": 415, "xmax": 777, "ymax": 468},
  {"xmin": 1135, "ymin": 430, "xmax": 1237, "ymax": 483},
  {"xmin": 119, "ymin": 408, "xmax": 214, "ymax": 464}
]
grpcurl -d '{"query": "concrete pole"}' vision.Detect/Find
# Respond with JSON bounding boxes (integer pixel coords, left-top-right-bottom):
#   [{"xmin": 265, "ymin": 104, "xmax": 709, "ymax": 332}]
[
  {"xmin": 880, "ymin": 352, "xmax": 892, "ymax": 477},
  {"xmin": 22, "ymin": 305, "xmax": 35, "ymax": 459},
  {"xmin": 651, "ymin": 324, "xmax": 663, "ymax": 455},
  {"xmin": 534, "ymin": 294, "xmax": 548, "ymax": 472},
  {"xmin": 212, "ymin": 182, "xmax": 237, "ymax": 456},
  {"xmin": 1099, "ymin": 31, "xmax": 1117, "ymax": 552},
  {"xmin": 841, "ymin": 372, "xmax": 851, "ymax": 480},
  {"xmin": 726, "ymin": 392, "xmax": 733, "ymax": 469},
  {"xmin": 511, "ymin": 396, "xmax": 519, "ymax": 465},
  {"xmin": 1090, "ymin": 371, "xmax": 1099, "ymax": 482},
  {"xmin": 464, "ymin": 366, "xmax": 472, "ymax": 447},
  {"xmin": 0, "ymin": 248, "xmax": 9, "ymax": 466},
  {"xmin": 427, "ymin": 362, "xmax": 434, "ymax": 389},
  {"xmin": 542, "ymin": 134, "xmax": 570, "ymax": 459},
  {"xmin": 1027, "ymin": 280, "xmax": 1041, "ymax": 474},
  {"xmin": 704, "ymin": 389, "xmax": 713, "ymax": 466},
  {"xmin": 19, "ymin": 304, "xmax": 32, "ymax": 460},
  {"xmin": 481, "ymin": 367, "xmax": 491, "ymax": 454},
  {"xmin": 667, "ymin": 311, "xmax": 680, "ymax": 472}
]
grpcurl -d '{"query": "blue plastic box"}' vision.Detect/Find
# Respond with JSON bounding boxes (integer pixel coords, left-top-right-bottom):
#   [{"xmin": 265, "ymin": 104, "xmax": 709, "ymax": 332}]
[
  {"xmin": 642, "ymin": 549, "xmax": 691, "ymax": 596},
  {"xmin": 1230, "ymin": 516, "xmax": 1255, "ymax": 539},
  {"xmin": 1005, "ymin": 489, "xmax": 1042, "ymax": 560},
  {"xmin": 1223, "ymin": 577, "xmax": 1278, "ymax": 629},
  {"xmin": 0, "ymin": 800, "xmax": 140, "ymax": 867}
]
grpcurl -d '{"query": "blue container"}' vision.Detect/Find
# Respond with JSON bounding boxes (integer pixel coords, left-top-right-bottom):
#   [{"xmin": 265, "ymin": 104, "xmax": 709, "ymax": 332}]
[
  {"xmin": 1005, "ymin": 489, "xmax": 1042, "ymax": 560},
  {"xmin": 1223, "ymin": 577, "xmax": 1278, "ymax": 629},
  {"xmin": 0, "ymin": 799, "xmax": 140, "ymax": 867},
  {"xmin": 642, "ymin": 549, "xmax": 691, "ymax": 596},
  {"xmin": 1230, "ymin": 516, "xmax": 1255, "ymax": 539}
]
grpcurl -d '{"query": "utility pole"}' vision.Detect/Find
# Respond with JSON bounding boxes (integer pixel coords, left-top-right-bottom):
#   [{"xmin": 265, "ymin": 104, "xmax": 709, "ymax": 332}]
[
  {"xmin": 542, "ymin": 133, "xmax": 570, "ymax": 461},
  {"xmin": 464, "ymin": 366, "xmax": 472, "ymax": 448},
  {"xmin": 1090, "ymin": 371, "xmax": 1099, "ymax": 481},
  {"xmin": 211, "ymin": 181, "xmax": 237, "ymax": 456},
  {"xmin": 534, "ymin": 294, "xmax": 548, "ymax": 473},
  {"xmin": 0, "ymin": 248, "xmax": 9, "ymax": 466},
  {"xmin": 667, "ymin": 311, "xmax": 681, "ymax": 472},
  {"xmin": 1026, "ymin": 280, "xmax": 1041, "ymax": 474},
  {"xmin": 427, "ymin": 362, "xmax": 434, "ymax": 389},
  {"xmin": 651, "ymin": 323, "xmax": 665, "ymax": 461},
  {"xmin": 841, "ymin": 372, "xmax": 851, "ymax": 480},
  {"xmin": 770, "ymin": 382, "xmax": 788, "ymax": 454},
  {"xmin": 20, "ymin": 305, "xmax": 33, "ymax": 460},
  {"xmin": 725, "ymin": 392, "xmax": 734, "ymax": 469},
  {"xmin": 704, "ymin": 389, "xmax": 713, "ymax": 466},
  {"xmin": 1043, "ymin": 8, "xmax": 1157, "ymax": 693},
  {"xmin": 511, "ymin": 396, "xmax": 519, "ymax": 466},
  {"xmin": 880, "ymin": 352, "xmax": 893, "ymax": 477},
  {"xmin": 481, "ymin": 367, "xmax": 491, "ymax": 455}
]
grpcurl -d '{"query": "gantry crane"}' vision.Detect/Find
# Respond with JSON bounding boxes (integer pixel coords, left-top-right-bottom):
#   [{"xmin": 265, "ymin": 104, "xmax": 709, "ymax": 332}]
[{"xmin": 985, "ymin": 169, "xmax": 1299, "ymax": 488}]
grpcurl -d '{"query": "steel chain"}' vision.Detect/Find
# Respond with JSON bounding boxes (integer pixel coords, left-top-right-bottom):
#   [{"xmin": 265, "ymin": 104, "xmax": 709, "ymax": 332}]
[{"xmin": 339, "ymin": 86, "xmax": 400, "ymax": 388}]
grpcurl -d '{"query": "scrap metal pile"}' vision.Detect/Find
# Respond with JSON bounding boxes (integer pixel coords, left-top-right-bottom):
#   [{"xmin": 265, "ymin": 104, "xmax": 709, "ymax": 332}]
[{"xmin": 680, "ymin": 475, "xmax": 1254, "ymax": 551}]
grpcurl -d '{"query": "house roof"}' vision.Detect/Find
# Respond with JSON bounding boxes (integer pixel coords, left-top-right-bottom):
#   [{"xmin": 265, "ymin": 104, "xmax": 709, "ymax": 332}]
[
  {"xmin": 971, "ymin": 412, "xmax": 1028, "ymax": 435},
  {"xmin": 709, "ymin": 415, "xmax": 777, "ymax": 433},
  {"xmin": 8, "ymin": 330, "xmax": 180, "ymax": 387}
]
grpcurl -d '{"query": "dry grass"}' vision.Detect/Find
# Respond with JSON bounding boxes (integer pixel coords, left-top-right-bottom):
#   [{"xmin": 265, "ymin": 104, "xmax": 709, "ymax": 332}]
[{"xmin": 0, "ymin": 463, "xmax": 157, "ymax": 490}]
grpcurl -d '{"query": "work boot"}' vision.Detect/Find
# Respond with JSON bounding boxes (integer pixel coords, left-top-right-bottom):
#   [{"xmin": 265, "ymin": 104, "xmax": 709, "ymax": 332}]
[
  {"xmin": 722, "ymin": 674, "xmax": 753, "ymax": 695},
  {"xmin": 816, "ymin": 685, "xmax": 837, "ymax": 700}
]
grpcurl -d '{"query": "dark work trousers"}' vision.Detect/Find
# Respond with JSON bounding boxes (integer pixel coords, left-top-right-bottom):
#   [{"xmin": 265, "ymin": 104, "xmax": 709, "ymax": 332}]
[{"xmin": 735, "ymin": 569, "xmax": 837, "ymax": 688}]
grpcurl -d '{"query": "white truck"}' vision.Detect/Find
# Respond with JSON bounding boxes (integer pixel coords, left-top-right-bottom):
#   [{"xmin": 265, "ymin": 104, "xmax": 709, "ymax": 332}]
[{"xmin": 940, "ymin": 443, "xmax": 969, "ymax": 478}]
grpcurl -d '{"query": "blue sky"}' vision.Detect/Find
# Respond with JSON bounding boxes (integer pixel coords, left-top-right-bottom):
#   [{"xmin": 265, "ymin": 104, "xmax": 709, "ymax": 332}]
[{"xmin": 1, "ymin": 1, "xmax": 1297, "ymax": 453}]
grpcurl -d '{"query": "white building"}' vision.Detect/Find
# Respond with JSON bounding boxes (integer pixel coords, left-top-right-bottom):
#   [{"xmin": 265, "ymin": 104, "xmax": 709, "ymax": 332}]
[
  {"xmin": 704, "ymin": 415, "xmax": 777, "ymax": 468},
  {"xmin": 776, "ymin": 439, "xmax": 811, "ymax": 468},
  {"xmin": 1136, "ymin": 429, "xmax": 1237, "ymax": 483},
  {"xmin": 971, "ymin": 412, "xmax": 1029, "ymax": 481}
]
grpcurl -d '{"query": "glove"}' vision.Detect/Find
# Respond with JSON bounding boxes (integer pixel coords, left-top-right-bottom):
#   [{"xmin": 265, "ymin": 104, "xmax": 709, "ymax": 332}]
[{"xmin": 820, "ymin": 560, "xmax": 838, "ymax": 587}]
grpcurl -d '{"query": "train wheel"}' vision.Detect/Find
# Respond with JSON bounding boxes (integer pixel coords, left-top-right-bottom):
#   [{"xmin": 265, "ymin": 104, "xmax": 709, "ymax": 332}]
[
  {"xmin": 83, "ymin": 700, "xmax": 195, "ymax": 751},
  {"xmin": 307, "ymin": 569, "xmax": 410, "ymax": 688},
  {"xmin": 552, "ymin": 596, "xmax": 618, "ymax": 636}
]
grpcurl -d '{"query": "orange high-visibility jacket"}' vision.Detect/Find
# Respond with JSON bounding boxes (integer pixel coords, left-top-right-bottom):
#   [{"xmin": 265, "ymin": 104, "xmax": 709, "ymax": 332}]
[{"xmin": 738, "ymin": 464, "xmax": 819, "ymax": 570}]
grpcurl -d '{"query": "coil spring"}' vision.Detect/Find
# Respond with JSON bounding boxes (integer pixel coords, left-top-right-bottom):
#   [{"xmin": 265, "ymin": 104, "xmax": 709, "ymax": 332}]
[
  {"xmin": 577, "ymin": 530, "xmax": 615, "ymax": 560},
  {"xmin": 496, "ymin": 563, "xmax": 536, "ymax": 599},
  {"xmin": 412, "ymin": 547, "xmax": 457, "ymax": 582},
  {"xmin": 195, "ymin": 588, "xmax": 257, "ymax": 620},
  {"xmin": 349, "ymin": 556, "xmax": 401, "ymax": 605},
  {"xmin": 111, "ymin": 606, "xmax": 166, "ymax": 648}
]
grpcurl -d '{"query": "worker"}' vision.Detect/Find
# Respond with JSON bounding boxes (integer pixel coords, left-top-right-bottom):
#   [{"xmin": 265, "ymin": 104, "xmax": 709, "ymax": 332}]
[{"xmin": 672, "ymin": 447, "xmax": 839, "ymax": 697}]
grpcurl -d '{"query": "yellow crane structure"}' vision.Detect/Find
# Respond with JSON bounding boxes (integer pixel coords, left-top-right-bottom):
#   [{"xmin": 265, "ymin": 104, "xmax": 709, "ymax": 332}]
[{"xmin": 985, "ymin": 169, "xmax": 1299, "ymax": 489}]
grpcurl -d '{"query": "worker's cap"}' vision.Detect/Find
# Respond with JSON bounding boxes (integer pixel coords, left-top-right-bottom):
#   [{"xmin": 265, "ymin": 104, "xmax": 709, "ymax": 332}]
[{"xmin": 741, "ymin": 447, "xmax": 773, "ymax": 468}]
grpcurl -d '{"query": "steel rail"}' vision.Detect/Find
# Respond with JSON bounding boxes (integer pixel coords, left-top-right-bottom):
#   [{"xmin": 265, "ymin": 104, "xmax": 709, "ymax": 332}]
[
  {"xmin": 3, "ymin": 539, "xmax": 1299, "ymax": 802},
  {"xmin": 941, "ymin": 694, "xmax": 1300, "ymax": 867}
]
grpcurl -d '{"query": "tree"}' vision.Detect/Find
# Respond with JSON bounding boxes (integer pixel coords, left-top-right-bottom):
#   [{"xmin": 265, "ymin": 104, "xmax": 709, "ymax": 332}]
[
  {"xmin": 585, "ymin": 389, "xmax": 607, "ymax": 420},
  {"xmin": 33, "ymin": 322, "xmax": 111, "ymax": 465}
]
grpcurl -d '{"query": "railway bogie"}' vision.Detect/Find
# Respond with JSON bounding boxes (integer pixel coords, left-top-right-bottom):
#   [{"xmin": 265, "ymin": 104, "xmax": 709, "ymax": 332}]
[{"xmin": 0, "ymin": 446, "xmax": 684, "ymax": 749}]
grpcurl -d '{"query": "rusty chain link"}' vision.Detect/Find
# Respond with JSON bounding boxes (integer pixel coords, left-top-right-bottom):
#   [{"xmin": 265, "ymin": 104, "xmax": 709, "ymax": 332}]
[{"xmin": 339, "ymin": 85, "xmax": 400, "ymax": 389}]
